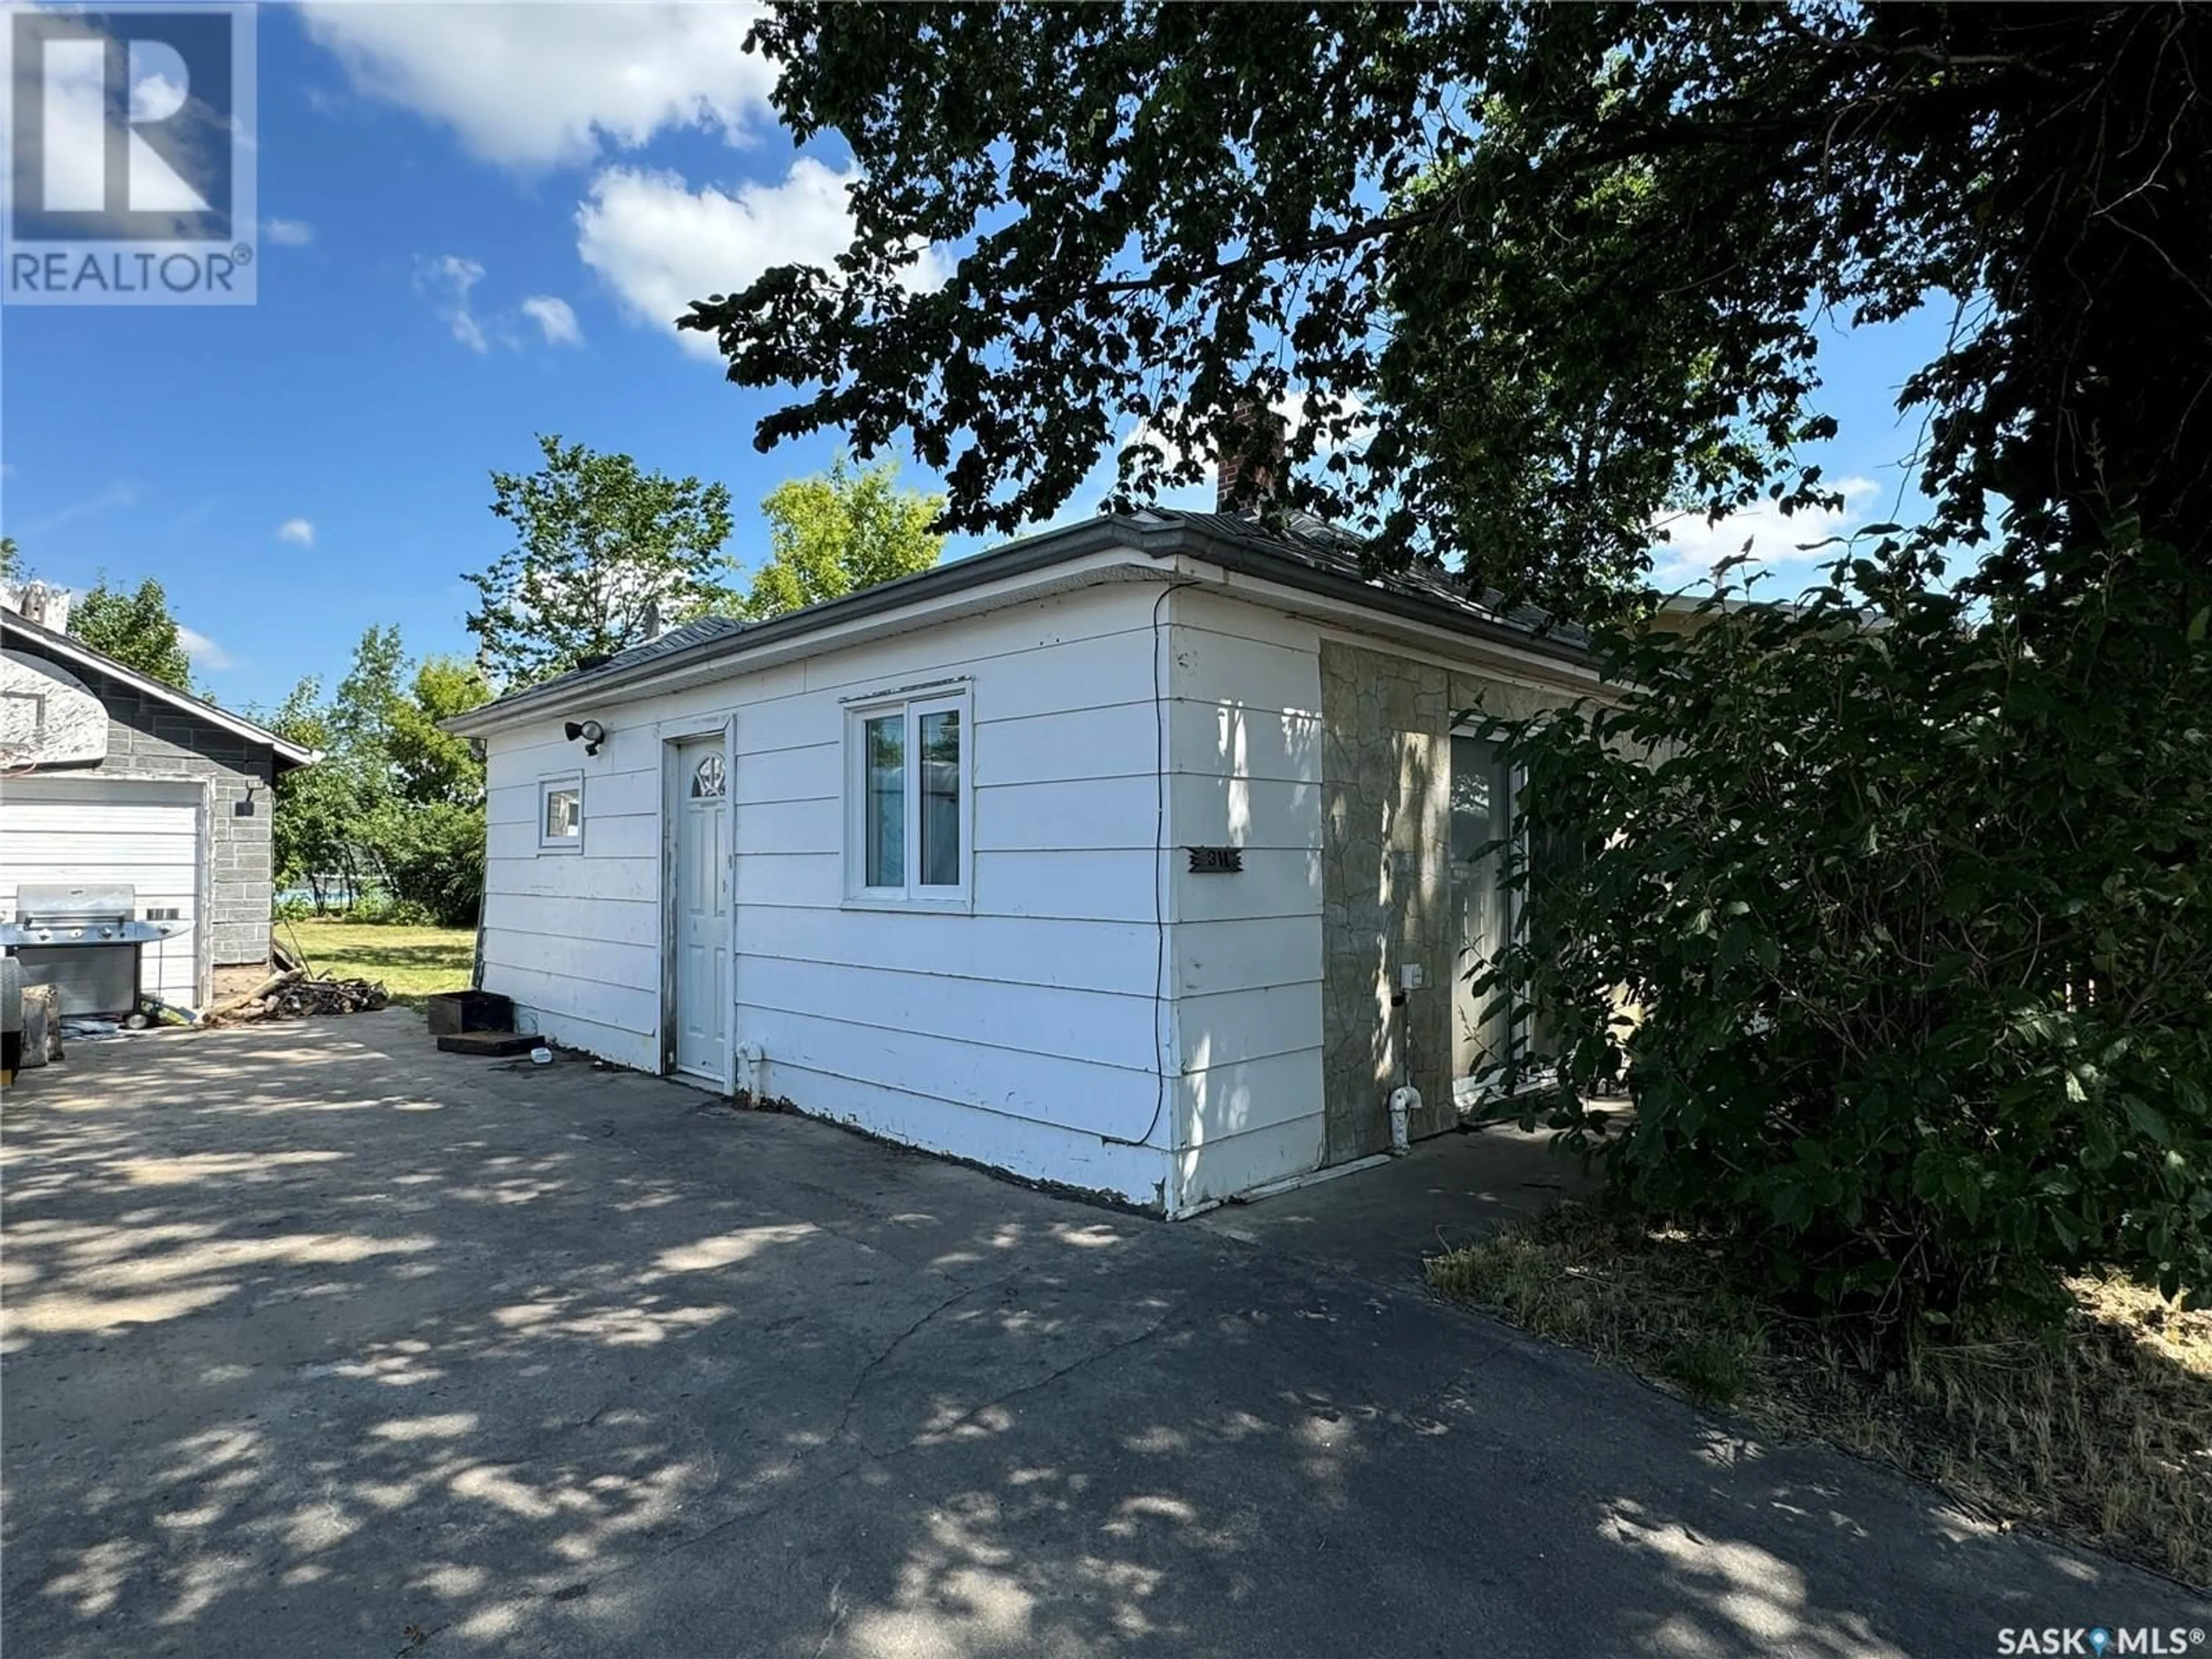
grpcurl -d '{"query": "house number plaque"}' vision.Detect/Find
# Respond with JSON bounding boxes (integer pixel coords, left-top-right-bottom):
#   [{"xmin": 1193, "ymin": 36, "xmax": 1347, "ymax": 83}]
[{"xmin": 1185, "ymin": 846, "xmax": 1244, "ymax": 874}]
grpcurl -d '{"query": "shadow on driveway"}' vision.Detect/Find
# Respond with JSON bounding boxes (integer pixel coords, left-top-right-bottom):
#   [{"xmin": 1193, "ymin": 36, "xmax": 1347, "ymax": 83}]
[{"xmin": 3, "ymin": 1013, "xmax": 2200, "ymax": 1657}]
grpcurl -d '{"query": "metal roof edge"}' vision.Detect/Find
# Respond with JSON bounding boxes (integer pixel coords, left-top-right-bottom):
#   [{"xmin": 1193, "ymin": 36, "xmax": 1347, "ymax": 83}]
[
  {"xmin": 441, "ymin": 517, "xmax": 1153, "ymax": 736},
  {"xmin": 442, "ymin": 509, "xmax": 1592, "ymax": 737},
  {"xmin": 1147, "ymin": 517, "xmax": 1592, "ymax": 668},
  {"xmin": 1, "ymin": 609, "xmax": 319, "ymax": 768}
]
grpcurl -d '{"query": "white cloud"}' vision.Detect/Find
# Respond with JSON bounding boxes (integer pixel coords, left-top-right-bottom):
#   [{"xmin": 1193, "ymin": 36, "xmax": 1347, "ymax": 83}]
[
  {"xmin": 577, "ymin": 160, "xmax": 942, "ymax": 359},
  {"xmin": 298, "ymin": 3, "xmax": 776, "ymax": 169},
  {"xmin": 520, "ymin": 295, "xmax": 583, "ymax": 347},
  {"xmin": 176, "ymin": 624, "xmax": 232, "ymax": 671},
  {"xmin": 1648, "ymin": 477, "xmax": 1884, "ymax": 592},
  {"xmin": 416, "ymin": 254, "xmax": 488, "ymax": 353},
  {"xmin": 276, "ymin": 517, "xmax": 315, "ymax": 547},
  {"xmin": 262, "ymin": 217, "xmax": 313, "ymax": 245}
]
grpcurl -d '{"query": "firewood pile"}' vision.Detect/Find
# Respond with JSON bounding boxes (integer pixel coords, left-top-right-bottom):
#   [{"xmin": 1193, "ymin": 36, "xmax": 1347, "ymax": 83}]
[{"xmin": 205, "ymin": 966, "xmax": 389, "ymax": 1025}]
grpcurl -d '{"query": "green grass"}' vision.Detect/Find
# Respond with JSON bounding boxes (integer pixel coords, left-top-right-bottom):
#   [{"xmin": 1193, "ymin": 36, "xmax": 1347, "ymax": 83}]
[
  {"xmin": 276, "ymin": 918, "xmax": 475, "ymax": 1007},
  {"xmin": 1427, "ymin": 1203, "xmax": 2212, "ymax": 1588}
]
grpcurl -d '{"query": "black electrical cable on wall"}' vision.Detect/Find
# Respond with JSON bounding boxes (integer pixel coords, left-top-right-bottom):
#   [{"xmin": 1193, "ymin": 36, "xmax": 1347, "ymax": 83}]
[{"xmin": 1103, "ymin": 578, "xmax": 1200, "ymax": 1152}]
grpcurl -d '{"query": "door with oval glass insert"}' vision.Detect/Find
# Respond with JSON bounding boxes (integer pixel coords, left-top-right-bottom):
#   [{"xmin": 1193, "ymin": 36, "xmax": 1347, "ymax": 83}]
[{"xmin": 671, "ymin": 736, "xmax": 729, "ymax": 1083}]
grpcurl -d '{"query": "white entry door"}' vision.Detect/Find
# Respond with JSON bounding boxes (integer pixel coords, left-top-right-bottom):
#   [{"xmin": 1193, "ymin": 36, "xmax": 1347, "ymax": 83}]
[{"xmin": 671, "ymin": 737, "xmax": 729, "ymax": 1083}]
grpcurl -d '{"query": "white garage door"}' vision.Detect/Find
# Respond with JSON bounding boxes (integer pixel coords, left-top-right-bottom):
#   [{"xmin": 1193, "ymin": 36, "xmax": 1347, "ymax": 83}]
[{"xmin": 1, "ymin": 775, "xmax": 204, "ymax": 1010}]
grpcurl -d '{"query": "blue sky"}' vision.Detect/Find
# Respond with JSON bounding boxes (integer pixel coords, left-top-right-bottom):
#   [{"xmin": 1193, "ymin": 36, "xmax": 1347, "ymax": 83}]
[{"xmin": 2, "ymin": 4, "xmax": 1946, "ymax": 712}]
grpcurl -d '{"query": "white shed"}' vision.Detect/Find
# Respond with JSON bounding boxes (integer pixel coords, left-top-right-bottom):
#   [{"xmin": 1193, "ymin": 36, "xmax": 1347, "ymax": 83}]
[{"xmin": 447, "ymin": 510, "xmax": 1599, "ymax": 1215}]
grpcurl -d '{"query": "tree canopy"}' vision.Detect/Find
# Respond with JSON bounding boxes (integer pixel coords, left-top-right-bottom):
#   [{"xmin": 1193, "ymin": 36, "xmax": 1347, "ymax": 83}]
[
  {"xmin": 680, "ymin": 3, "xmax": 2212, "ymax": 1325},
  {"xmin": 468, "ymin": 434, "xmax": 736, "ymax": 688},
  {"xmin": 70, "ymin": 577, "xmax": 196, "ymax": 690},
  {"xmin": 746, "ymin": 455, "xmax": 945, "ymax": 620},
  {"xmin": 690, "ymin": 2, "xmax": 2209, "ymax": 619},
  {"xmin": 266, "ymin": 629, "xmax": 492, "ymax": 927}
]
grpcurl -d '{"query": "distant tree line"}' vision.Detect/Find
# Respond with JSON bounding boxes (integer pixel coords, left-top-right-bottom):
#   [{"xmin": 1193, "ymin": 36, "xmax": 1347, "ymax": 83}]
[
  {"xmin": 262, "ymin": 442, "xmax": 947, "ymax": 926},
  {"xmin": 9, "ymin": 446, "xmax": 945, "ymax": 931},
  {"xmin": 262, "ymin": 628, "xmax": 491, "ymax": 928}
]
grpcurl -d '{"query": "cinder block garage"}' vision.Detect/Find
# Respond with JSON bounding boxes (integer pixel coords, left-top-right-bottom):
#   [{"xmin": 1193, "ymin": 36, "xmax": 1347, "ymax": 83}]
[{"xmin": 1, "ymin": 606, "xmax": 316, "ymax": 1014}]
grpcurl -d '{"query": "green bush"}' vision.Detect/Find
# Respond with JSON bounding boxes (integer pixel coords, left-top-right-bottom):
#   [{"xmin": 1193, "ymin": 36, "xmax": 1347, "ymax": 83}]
[
  {"xmin": 1478, "ymin": 537, "xmax": 2212, "ymax": 1328},
  {"xmin": 364, "ymin": 802, "xmax": 485, "ymax": 930},
  {"xmin": 340, "ymin": 892, "xmax": 440, "ymax": 928}
]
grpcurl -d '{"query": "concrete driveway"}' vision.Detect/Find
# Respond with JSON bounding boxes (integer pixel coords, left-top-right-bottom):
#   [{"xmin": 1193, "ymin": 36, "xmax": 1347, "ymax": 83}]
[{"xmin": 3, "ymin": 1014, "xmax": 2202, "ymax": 1657}]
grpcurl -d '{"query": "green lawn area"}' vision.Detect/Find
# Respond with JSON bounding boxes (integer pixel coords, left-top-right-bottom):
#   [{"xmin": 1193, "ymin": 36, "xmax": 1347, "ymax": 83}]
[{"xmin": 278, "ymin": 918, "xmax": 475, "ymax": 1007}]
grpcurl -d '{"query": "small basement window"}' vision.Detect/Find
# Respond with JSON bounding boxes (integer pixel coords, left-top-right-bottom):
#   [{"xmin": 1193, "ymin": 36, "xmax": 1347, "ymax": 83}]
[
  {"xmin": 846, "ymin": 689, "xmax": 969, "ymax": 906},
  {"xmin": 539, "ymin": 772, "xmax": 583, "ymax": 851}
]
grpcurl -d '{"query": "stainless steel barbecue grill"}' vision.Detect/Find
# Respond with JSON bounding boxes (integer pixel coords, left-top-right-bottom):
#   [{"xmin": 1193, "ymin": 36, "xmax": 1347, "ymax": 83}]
[{"xmin": 0, "ymin": 882, "xmax": 182, "ymax": 1017}]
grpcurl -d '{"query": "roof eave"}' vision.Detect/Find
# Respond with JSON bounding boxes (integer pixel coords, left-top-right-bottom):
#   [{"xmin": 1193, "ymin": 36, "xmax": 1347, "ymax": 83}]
[
  {"xmin": 1, "ymin": 611, "xmax": 319, "ymax": 768},
  {"xmin": 442, "ymin": 510, "xmax": 1592, "ymax": 738},
  {"xmin": 442, "ymin": 517, "xmax": 1146, "ymax": 737}
]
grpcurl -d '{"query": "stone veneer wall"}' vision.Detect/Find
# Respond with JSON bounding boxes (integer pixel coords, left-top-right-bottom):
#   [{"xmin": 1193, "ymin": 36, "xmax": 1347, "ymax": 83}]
[
  {"xmin": 1317, "ymin": 640, "xmax": 1574, "ymax": 1164},
  {"xmin": 10, "ymin": 639, "xmax": 277, "ymax": 967}
]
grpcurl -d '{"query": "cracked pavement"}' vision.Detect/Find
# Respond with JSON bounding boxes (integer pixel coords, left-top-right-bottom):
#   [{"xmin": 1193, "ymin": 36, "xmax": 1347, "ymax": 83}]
[{"xmin": 3, "ymin": 1012, "xmax": 2202, "ymax": 1657}]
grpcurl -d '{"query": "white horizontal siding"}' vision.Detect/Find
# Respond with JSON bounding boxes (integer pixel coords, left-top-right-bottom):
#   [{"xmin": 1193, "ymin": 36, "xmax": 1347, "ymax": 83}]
[
  {"xmin": 1171, "ymin": 774, "xmax": 1323, "ymax": 851},
  {"xmin": 482, "ymin": 717, "xmax": 667, "ymax": 1046},
  {"xmin": 1168, "ymin": 614, "xmax": 1324, "ymax": 717},
  {"xmin": 509, "ymin": 1002, "xmax": 658, "ymax": 1073},
  {"xmin": 1162, "ymin": 593, "xmax": 1332, "ymax": 1205},
  {"xmin": 487, "ymin": 812, "xmax": 658, "ymax": 863},
  {"xmin": 1176, "ymin": 1115, "xmax": 1328, "ymax": 1210},
  {"xmin": 734, "ymin": 850, "xmax": 841, "ymax": 910},
  {"xmin": 973, "ymin": 776, "xmax": 1159, "ymax": 852},
  {"xmin": 734, "ymin": 741, "xmax": 836, "ymax": 806},
  {"xmin": 488, "ymin": 851, "xmax": 657, "ymax": 904},
  {"xmin": 735, "ymin": 955, "xmax": 1156, "ymax": 1071},
  {"xmin": 974, "ymin": 699, "xmax": 1156, "ymax": 786},
  {"xmin": 736, "ymin": 796, "xmax": 837, "ymax": 856},
  {"xmin": 1177, "ymin": 981, "xmax": 1324, "ymax": 1070},
  {"xmin": 1176, "ymin": 1047, "xmax": 1325, "ymax": 1146},
  {"xmin": 1169, "ymin": 698, "xmax": 1323, "ymax": 787},
  {"xmin": 1177, "ymin": 916, "xmax": 1323, "ymax": 997},
  {"xmin": 736, "ymin": 1005, "xmax": 1157, "ymax": 1141},
  {"xmin": 484, "ymin": 955, "xmax": 654, "ymax": 1035},
  {"xmin": 485, "ymin": 894, "xmax": 659, "ymax": 948},
  {"xmin": 755, "ymin": 1060, "xmax": 1170, "ymax": 1209},
  {"xmin": 479, "ymin": 582, "xmax": 1180, "ymax": 1205},
  {"xmin": 798, "ymin": 607, "xmax": 1156, "ymax": 715},
  {"xmin": 483, "ymin": 927, "xmax": 658, "ymax": 994},
  {"xmin": 971, "ymin": 850, "xmax": 1158, "ymax": 923},
  {"xmin": 740, "ymin": 902, "xmax": 1160, "ymax": 997}
]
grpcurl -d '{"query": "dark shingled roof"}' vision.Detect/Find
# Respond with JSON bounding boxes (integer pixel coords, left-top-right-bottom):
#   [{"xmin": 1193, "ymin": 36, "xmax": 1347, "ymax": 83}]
[
  {"xmin": 572, "ymin": 614, "xmax": 748, "ymax": 683},
  {"xmin": 452, "ymin": 506, "xmax": 1589, "ymax": 732},
  {"xmin": 1154, "ymin": 507, "xmax": 1585, "ymax": 646}
]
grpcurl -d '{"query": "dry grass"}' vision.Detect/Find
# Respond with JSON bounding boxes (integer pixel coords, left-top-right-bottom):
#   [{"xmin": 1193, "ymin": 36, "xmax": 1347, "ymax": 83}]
[{"xmin": 1427, "ymin": 1203, "xmax": 2212, "ymax": 1587}]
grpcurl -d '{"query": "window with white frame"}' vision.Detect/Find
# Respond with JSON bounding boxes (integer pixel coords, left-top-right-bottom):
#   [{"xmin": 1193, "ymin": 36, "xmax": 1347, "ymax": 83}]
[
  {"xmin": 538, "ymin": 772, "xmax": 583, "ymax": 851},
  {"xmin": 847, "ymin": 690, "xmax": 969, "ymax": 903}
]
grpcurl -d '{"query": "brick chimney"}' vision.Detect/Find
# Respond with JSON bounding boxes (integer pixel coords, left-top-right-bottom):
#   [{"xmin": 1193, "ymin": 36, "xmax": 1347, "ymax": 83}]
[{"xmin": 1215, "ymin": 397, "xmax": 1287, "ymax": 516}]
